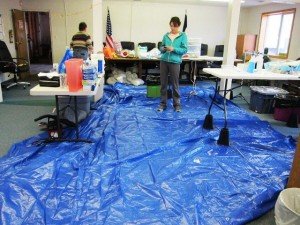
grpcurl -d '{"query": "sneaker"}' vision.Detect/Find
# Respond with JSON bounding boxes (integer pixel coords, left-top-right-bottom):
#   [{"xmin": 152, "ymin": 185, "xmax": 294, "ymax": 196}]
[
  {"xmin": 157, "ymin": 104, "xmax": 167, "ymax": 112},
  {"xmin": 174, "ymin": 105, "xmax": 181, "ymax": 112}
]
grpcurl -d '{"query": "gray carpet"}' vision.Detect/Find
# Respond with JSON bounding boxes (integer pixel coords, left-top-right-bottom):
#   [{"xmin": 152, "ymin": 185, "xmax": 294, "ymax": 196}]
[
  {"xmin": 0, "ymin": 80, "xmax": 55, "ymax": 155},
  {"xmin": 0, "ymin": 104, "xmax": 53, "ymax": 155}
]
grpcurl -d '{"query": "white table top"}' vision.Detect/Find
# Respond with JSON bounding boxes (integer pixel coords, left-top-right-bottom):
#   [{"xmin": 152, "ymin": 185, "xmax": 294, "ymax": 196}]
[
  {"xmin": 191, "ymin": 56, "xmax": 224, "ymax": 61},
  {"xmin": 30, "ymin": 73, "xmax": 104, "ymax": 96},
  {"xmin": 186, "ymin": 56, "xmax": 242, "ymax": 62},
  {"xmin": 203, "ymin": 67, "xmax": 300, "ymax": 81}
]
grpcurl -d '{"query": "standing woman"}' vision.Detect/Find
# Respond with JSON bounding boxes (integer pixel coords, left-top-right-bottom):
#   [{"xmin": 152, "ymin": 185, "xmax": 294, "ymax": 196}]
[{"xmin": 158, "ymin": 16, "xmax": 188, "ymax": 112}]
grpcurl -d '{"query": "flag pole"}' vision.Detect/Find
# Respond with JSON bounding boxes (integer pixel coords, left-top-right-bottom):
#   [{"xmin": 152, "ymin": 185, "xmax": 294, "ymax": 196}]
[{"xmin": 183, "ymin": 10, "xmax": 187, "ymax": 32}]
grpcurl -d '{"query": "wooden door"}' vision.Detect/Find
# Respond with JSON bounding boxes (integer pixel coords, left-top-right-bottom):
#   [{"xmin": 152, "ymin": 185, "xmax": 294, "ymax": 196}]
[
  {"xmin": 12, "ymin": 9, "xmax": 29, "ymax": 63},
  {"xmin": 236, "ymin": 35, "xmax": 245, "ymax": 59},
  {"xmin": 236, "ymin": 34, "xmax": 257, "ymax": 60}
]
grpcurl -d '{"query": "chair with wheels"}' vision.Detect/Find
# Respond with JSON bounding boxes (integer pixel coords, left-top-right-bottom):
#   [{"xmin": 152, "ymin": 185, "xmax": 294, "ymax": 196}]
[
  {"xmin": 0, "ymin": 40, "xmax": 30, "ymax": 89},
  {"xmin": 210, "ymin": 45, "xmax": 224, "ymax": 68},
  {"xmin": 121, "ymin": 41, "xmax": 135, "ymax": 50},
  {"xmin": 116, "ymin": 41, "xmax": 136, "ymax": 71},
  {"xmin": 201, "ymin": 44, "xmax": 208, "ymax": 56},
  {"xmin": 197, "ymin": 44, "xmax": 222, "ymax": 80},
  {"xmin": 138, "ymin": 42, "xmax": 158, "ymax": 78},
  {"xmin": 197, "ymin": 44, "xmax": 209, "ymax": 76},
  {"xmin": 157, "ymin": 41, "xmax": 163, "ymax": 50},
  {"xmin": 138, "ymin": 42, "xmax": 156, "ymax": 52}
]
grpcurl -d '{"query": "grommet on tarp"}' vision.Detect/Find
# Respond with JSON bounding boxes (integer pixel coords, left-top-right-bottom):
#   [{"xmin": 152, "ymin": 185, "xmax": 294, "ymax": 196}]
[
  {"xmin": 217, "ymin": 127, "xmax": 229, "ymax": 146},
  {"xmin": 203, "ymin": 114, "xmax": 213, "ymax": 130},
  {"xmin": 286, "ymin": 113, "xmax": 298, "ymax": 128}
]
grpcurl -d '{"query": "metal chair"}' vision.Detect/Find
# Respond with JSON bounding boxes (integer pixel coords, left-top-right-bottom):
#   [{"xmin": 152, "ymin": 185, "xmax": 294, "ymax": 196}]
[{"xmin": 0, "ymin": 40, "xmax": 30, "ymax": 89}]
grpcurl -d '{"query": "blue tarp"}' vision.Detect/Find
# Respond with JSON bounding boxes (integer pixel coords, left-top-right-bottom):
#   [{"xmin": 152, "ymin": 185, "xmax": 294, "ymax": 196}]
[{"xmin": 0, "ymin": 82, "xmax": 296, "ymax": 224}]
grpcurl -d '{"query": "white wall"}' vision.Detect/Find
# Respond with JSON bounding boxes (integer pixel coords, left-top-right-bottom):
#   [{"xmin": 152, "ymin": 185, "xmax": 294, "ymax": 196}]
[
  {"xmin": 22, "ymin": 0, "xmax": 94, "ymax": 63},
  {"xmin": 92, "ymin": 0, "xmax": 103, "ymax": 53},
  {"xmin": 102, "ymin": 0, "xmax": 228, "ymax": 56},
  {"xmin": 0, "ymin": 0, "xmax": 21, "ymax": 82},
  {"xmin": 0, "ymin": 0, "xmax": 21, "ymax": 59},
  {"xmin": 239, "ymin": 3, "xmax": 300, "ymax": 60}
]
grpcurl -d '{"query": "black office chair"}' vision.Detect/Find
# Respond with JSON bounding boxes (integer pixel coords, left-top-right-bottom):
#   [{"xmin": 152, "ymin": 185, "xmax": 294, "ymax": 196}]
[
  {"xmin": 121, "ymin": 41, "xmax": 134, "ymax": 50},
  {"xmin": 138, "ymin": 42, "xmax": 156, "ymax": 52},
  {"xmin": 157, "ymin": 41, "xmax": 162, "ymax": 50},
  {"xmin": 0, "ymin": 40, "xmax": 30, "ymax": 89},
  {"xmin": 138, "ymin": 42, "xmax": 157, "ymax": 78},
  {"xmin": 201, "ymin": 44, "xmax": 208, "ymax": 56},
  {"xmin": 196, "ymin": 44, "xmax": 222, "ymax": 80},
  {"xmin": 214, "ymin": 45, "xmax": 224, "ymax": 57},
  {"xmin": 210, "ymin": 45, "xmax": 224, "ymax": 68},
  {"xmin": 196, "ymin": 44, "xmax": 210, "ymax": 77},
  {"xmin": 263, "ymin": 48, "xmax": 270, "ymax": 67},
  {"xmin": 113, "ymin": 41, "xmax": 135, "ymax": 71}
]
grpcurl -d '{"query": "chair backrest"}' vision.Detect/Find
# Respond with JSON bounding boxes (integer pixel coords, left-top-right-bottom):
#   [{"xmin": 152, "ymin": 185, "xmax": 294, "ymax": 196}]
[
  {"xmin": 138, "ymin": 42, "xmax": 156, "ymax": 51},
  {"xmin": 0, "ymin": 40, "xmax": 13, "ymax": 62},
  {"xmin": 264, "ymin": 47, "xmax": 269, "ymax": 55},
  {"xmin": 201, "ymin": 44, "xmax": 208, "ymax": 56},
  {"xmin": 157, "ymin": 41, "xmax": 162, "ymax": 50},
  {"xmin": 214, "ymin": 45, "xmax": 224, "ymax": 57},
  {"xmin": 121, "ymin": 41, "xmax": 134, "ymax": 50}
]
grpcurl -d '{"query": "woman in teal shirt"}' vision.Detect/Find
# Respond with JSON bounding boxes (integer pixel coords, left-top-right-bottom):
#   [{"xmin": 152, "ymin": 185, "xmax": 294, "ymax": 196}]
[{"xmin": 158, "ymin": 17, "xmax": 188, "ymax": 112}]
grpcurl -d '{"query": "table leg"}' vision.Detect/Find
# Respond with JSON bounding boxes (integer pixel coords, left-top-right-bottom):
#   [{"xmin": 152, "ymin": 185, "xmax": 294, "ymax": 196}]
[
  {"xmin": 189, "ymin": 61, "xmax": 194, "ymax": 82},
  {"xmin": 55, "ymin": 95, "xmax": 62, "ymax": 138},
  {"xmin": 0, "ymin": 83, "xmax": 3, "ymax": 102},
  {"xmin": 41, "ymin": 95, "xmax": 92, "ymax": 144},
  {"xmin": 217, "ymin": 79, "xmax": 229, "ymax": 146},
  {"xmin": 74, "ymin": 96, "xmax": 79, "ymax": 139},
  {"xmin": 203, "ymin": 79, "xmax": 219, "ymax": 130},
  {"xmin": 138, "ymin": 61, "xmax": 143, "ymax": 79}
]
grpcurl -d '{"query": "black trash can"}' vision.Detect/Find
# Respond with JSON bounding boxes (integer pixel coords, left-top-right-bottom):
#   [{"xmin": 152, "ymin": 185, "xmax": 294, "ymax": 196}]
[{"xmin": 249, "ymin": 86, "xmax": 288, "ymax": 114}]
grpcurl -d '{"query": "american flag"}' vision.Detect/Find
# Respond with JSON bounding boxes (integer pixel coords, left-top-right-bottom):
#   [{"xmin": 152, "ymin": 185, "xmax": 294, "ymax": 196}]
[{"xmin": 106, "ymin": 9, "xmax": 114, "ymax": 49}]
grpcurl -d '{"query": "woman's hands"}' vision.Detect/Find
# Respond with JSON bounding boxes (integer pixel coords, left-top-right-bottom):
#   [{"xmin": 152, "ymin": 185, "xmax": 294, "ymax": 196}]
[{"xmin": 165, "ymin": 46, "xmax": 174, "ymax": 52}]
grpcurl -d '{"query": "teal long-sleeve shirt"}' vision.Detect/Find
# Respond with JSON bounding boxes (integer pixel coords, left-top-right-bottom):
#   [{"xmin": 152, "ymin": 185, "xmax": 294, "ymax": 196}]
[{"xmin": 160, "ymin": 32, "xmax": 188, "ymax": 64}]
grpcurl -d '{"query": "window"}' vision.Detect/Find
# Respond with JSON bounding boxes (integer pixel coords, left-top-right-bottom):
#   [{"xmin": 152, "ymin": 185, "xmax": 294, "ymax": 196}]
[{"xmin": 258, "ymin": 8, "xmax": 295, "ymax": 59}]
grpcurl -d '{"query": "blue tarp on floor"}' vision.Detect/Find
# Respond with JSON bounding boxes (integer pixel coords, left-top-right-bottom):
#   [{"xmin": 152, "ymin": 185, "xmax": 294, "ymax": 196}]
[{"xmin": 0, "ymin": 83, "xmax": 296, "ymax": 225}]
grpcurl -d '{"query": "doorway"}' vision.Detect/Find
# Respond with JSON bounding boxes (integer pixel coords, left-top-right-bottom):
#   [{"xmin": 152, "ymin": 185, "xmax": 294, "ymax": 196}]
[{"xmin": 25, "ymin": 11, "xmax": 52, "ymax": 66}]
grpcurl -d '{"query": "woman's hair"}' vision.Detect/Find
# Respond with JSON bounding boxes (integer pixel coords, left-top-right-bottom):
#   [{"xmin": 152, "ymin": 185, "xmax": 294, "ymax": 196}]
[
  {"xmin": 79, "ymin": 22, "xmax": 87, "ymax": 31},
  {"xmin": 169, "ymin": 17, "xmax": 181, "ymax": 27}
]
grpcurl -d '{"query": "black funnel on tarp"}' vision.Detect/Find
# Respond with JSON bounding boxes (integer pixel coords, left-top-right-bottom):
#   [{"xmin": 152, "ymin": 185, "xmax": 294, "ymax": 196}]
[
  {"xmin": 217, "ymin": 128, "xmax": 229, "ymax": 146},
  {"xmin": 203, "ymin": 114, "xmax": 213, "ymax": 130}
]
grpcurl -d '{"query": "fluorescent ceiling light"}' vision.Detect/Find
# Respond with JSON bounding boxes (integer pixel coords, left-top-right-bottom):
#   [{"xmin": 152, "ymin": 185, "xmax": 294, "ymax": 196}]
[
  {"xmin": 203, "ymin": 0, "xmax": 244, "ymax": 2},
  {"xmin": 204, "ymin": 0, "xmax": 230, "ymax": 2}
]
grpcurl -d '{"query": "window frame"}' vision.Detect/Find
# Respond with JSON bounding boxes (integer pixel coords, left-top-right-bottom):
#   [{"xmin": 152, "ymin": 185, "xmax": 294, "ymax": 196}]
[{"xmin": 258, "ymin": 8, "xmax": 296, "ymax": 59}]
